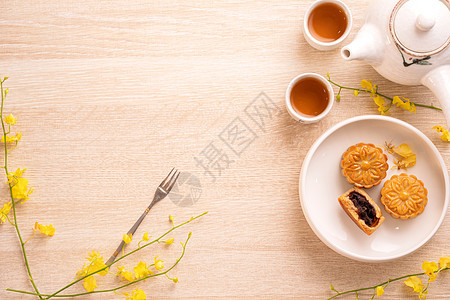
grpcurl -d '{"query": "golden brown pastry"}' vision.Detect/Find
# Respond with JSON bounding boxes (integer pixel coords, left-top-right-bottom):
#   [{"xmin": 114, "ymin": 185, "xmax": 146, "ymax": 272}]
[
  {"xmin": 381, "ymin": 173, "xmax": 428, "ymax": 220},
  {"xmin": 341, "ymin": 143, "xmax": 389, "ymax": 188},
  {"xmin": 338, "ymin": 187, "xmax": 385, "ymax": 235}
]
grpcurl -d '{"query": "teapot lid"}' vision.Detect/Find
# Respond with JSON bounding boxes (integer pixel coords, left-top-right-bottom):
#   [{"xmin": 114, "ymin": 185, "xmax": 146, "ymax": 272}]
[{"xmin": 390, "ymin": 0, "xmax": 450, "ymax": 57}]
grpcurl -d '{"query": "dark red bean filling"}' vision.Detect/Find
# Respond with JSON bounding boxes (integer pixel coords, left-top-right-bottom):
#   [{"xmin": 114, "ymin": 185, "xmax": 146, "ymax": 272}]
[{"xmin": 348, "ymin": 191, "xmax": 377, "ymax": 227}]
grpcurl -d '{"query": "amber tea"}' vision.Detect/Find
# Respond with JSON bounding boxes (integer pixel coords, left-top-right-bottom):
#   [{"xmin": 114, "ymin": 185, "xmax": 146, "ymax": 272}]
[
  {"xmin": 308, "ymin": 2, "xmax": 348, "ymax": 42},
  {"xmin": 290, "ymin": 77, "xmax": 329, "ymax": 117}
]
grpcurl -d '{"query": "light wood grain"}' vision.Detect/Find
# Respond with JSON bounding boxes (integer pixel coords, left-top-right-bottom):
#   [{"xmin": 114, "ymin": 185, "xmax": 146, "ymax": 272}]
[{"xmin": 0, "ymin": 1, "xmax": 449, "ymax": 299}]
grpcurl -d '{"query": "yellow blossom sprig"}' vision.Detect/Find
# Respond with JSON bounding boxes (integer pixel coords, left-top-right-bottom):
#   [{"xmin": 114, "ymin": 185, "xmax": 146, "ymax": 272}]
[
  {"xmin": 123, "ymin": 233, "xmax": 133, "ymax": 244},
  {"xmin": 8, "ymin": 231, "xmax": 195, "ymax": 299},
  {"xmin": 159, "ymin": 238, "xmax": 175, "ymax": 245},
  {"xmin": 117, "ymin": 265, "xmax": 135, "ymax": 282},
  {"xmin": 7, "ymin": 212, "xmax": 207, "ymax": 299},
  {"xmin": 24, "ymin": 222, "xmax": 56, "ymax": 244},
  {"xmin": 384, "ymin": 141, "xmax": 417, "ymax": 170},
  {"xmin": 432, "ymin": 125, "xmax": 450, "ymax": 142},
  {"xmin": 2, "ymin": 76, "xmax": 207, "ymax": 300},
  {"xmin": 0, "ymin": 201, "xmax": 13, "ymax": 224},
  {"xmin": 137, "ymin": 232, "xmax": 151, "ymax": 248},
  {"xmin": 328, "ymin": 257, "xmax": 449, "ymax": 299},
  {"xmin": 0, "ymin": 77, "xmax": 44, "ymax": 300},
  {"xmin": 116, "ymin": 287, "xmax": 147, "ymax": 300},
  {"xmin": 166, "ymin": 274, "xmax": 179, "ymax": 283},
  {"xmin": 2, "ymin": 110, "xmax": 21, "ymax": 148},
  {"xmin": 122, "ymin": 233, "xmax": 133, "ymax": 256},
  {"xmin": 326, "ymin": 73, "xmax": 442, "ymax": 114}
]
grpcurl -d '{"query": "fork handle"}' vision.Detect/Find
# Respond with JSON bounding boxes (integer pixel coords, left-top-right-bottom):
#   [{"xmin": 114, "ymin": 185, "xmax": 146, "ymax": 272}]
[{"xmin": 105, "ymin": 202, "xmax": 156, "ymax": 266}]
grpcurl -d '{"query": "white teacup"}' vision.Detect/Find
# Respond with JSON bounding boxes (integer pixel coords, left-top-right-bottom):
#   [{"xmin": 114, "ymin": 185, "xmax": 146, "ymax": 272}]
[
  {"xmin": 285, "ymin": 73, "xmax": 334, "ymax": 124},
  {"xmin": 303, "ymin": 0, "xmax": 352, "ymax": 51}
]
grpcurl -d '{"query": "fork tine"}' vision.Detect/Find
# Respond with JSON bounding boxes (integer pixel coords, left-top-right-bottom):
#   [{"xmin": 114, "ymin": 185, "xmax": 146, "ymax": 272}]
[
  {"xmin": 164, "ymin": 170, "xmax": 180, "ymax": 193},
  {"xmin": 159, "ymin": 167, "xmax": 175, "ymax": 188}
]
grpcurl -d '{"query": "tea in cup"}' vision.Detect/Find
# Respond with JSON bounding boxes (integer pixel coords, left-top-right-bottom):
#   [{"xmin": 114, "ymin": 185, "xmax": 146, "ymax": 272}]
[
  {"xmin": 285, "ymin": 73, "xmax": 334, "ymax": 123},
  {"xmin": 303, "ymin": 0, "xmax": 352, "ymax": 50}
]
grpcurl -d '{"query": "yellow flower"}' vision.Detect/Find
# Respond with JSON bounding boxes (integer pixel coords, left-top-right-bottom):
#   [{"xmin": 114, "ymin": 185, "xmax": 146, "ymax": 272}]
[
  {"xmin": 1, "ymin": 131, "xmax": 21, "ymax": 143},
  {"xmin": 393, "ymin": 143, "xmax": 413, "ymax": 157},
  {"xmin": 126, "ymin": 288, "xmax": 146, "ymax": 300},
  {"xmin": 142, "ymin": 232, "xmax": 150, "ymax": 242},
  {"xmin": 353, "ymin": 90, "xmax": 359, "ymax": 97},
  {"xmin": 4, "ymin": 113, "xmax": 17, "ymax": 125},
  {"xmin": 134, "ymin": 261, "xmax": 152, "ymax": 279},
  {"xmin": 422, "ymin": 261, "xmax": 438, "ymax": 282},
  {"xmin": 34, "ymin": 222, "xmax": 55, "ymax": 236},
  {"xmin": 373, "ymin": 95, "xmax": 388, "ymax": 115},
  {"xmin": 163, "ymin": 238, "xmax": 174, "ymax": 245},
  {"xmin": 432, "ymin": 125, "xmax": 450, "ymax": 142},
  {"xmin": 391, "ymin": 143, "xmax": 416, "ymax": 170},
  {"xmin": 123, "ymin": 233, "xmax": 132, "ymax": 244},
  {"xmin": 7, "ymin": 168, "xmax": 32, "ymax": 203},
  {"xmin": 169, "ymin": 215, "xmax": 174, "ymax": 225},
  {"xmin": 361, "ymin": 79, "xmax": 373, "ymax": 92},
  {"xmin": 117, "ymin": 266, "xmax": 134, "ymax": 282},
  {"xmin": 392, "ymin": 96, "xmax": 416, "ymax": 113},
  {"xmin": 154, "ymin": 256, "xmax": 164, "ymax": 271},
  {"xmin": 6, "ymin": 168, "xmax": 26, "ymax": 184},
  {"xmin": 11, "ymin": 177, "xmax": 33, "ymax": 204},
  {"xmin": 404, "ymin": 276, "xmax": 423, "ymax": 293},
  {"xmin": 373, "ymin": 95, "xmax": 384, "ymax": 106},
  {"xmin": 376, "ymin": 286, "xmax": 384, "ymax": 297},
  {"xmin": 165, "ymin": 274, "xmax": 179, "ymax": 283},
  {"xmin": 0, "ymin": 201, "xmax": 12, "ymax": 224},
  {"xmin": 439, "ymin": 257, "xmax": 450, "ymax": 269},
  {"xmin": 76, "ymin": 251, "xmax": 108, "ymax": 291},
  {"xmin": 83, "ymin": 275, "xmax": 97, "ymax": 292},
  {"xmin": 361, "ymin": 79, "xmax": 378, "ymax": 97},
  {"xmin": 85, "ymin": 250, "xmax": 109, "ymax": 276}
]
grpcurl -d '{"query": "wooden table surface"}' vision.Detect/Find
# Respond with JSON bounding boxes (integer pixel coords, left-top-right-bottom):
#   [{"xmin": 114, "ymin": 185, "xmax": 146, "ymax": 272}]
[{"xmin": 1, "ymin": 1, "xmax": 449, "ymax": 299}]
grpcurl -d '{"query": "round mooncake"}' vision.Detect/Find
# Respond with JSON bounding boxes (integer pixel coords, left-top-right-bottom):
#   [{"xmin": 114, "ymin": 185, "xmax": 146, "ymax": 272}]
[
  {"xmin": 341, "ymin": 143, "xmax": 389, "ymax": 188},
  {"xmin": 381, "ymin": 173, "xmax": 428, "ymax": 220}
]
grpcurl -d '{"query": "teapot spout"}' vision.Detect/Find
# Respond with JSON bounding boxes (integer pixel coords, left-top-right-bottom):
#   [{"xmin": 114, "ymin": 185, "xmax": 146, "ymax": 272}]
[
  {"xmin": 341, "ymin": 24, "xmax": 384, "ymax": 64},
  {"xmin": 421, "ymin": 66, "xmax": 450, "ymax": 127}
]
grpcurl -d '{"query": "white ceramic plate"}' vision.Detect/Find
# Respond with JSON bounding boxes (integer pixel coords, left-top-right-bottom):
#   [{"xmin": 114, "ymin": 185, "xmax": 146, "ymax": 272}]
[{"xmin": 300, "ymin": 115, "xmax": 449, "ymax": 262}]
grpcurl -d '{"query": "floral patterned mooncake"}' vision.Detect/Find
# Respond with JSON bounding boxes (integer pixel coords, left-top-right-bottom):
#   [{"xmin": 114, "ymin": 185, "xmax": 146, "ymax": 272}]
[
  {"xmin": 381, "ymin": 173, "xmax": 428, "ymax": 220},
  {"xmin": 341, "ymin": 143, "xmax": 389, "ymax": 188}
]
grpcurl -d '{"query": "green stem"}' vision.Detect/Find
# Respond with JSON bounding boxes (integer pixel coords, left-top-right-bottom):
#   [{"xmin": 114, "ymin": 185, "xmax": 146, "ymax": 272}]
[
  {"xmin": 414, "ymin": 103, "xmax": 442, "ymax": 110},
  {"xmin": 8, "ymin": 232, "xmax": 192, "ymax": 298},
  {"xmin": 328, "ymin": 267, "xmax": 449, "ymax": 299},
  {"xmin": 39, "ymin": 212, "xmax": 205, "ymax": 299},
  {"xmin": 327, "ymin": 78, "xmax": 442, "ymax": 111},
  {"xmin": 3, "ymin": 210, "xmax": 15, "ymax": 226},
  {"xmin": 1, "ymin": 79, "xmax": 44, "ymax": 300}
]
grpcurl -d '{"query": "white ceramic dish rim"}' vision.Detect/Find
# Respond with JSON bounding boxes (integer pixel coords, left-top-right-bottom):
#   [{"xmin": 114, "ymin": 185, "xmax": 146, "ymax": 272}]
[{"xmin": 299, "ymin": 115, "xmax": 449, "ymax": 262}]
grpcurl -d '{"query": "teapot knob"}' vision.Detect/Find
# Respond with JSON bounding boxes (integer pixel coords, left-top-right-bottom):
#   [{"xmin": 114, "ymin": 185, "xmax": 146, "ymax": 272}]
[{"xmin": 416, "ymin": 13, "xmax": 435, "ymax": 31}]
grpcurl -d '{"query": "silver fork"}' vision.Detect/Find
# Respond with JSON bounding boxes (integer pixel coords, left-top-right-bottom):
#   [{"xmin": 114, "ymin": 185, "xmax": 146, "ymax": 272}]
[{"xmin": 105, "ymin": 168, "xmax": 180, "ymax": 266}]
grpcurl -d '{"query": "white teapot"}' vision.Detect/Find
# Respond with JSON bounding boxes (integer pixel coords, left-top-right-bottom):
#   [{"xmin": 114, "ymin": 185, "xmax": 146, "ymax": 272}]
[{"xmin": 341, "ymin": 0, "xmax": 450, "ymax": 125}]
